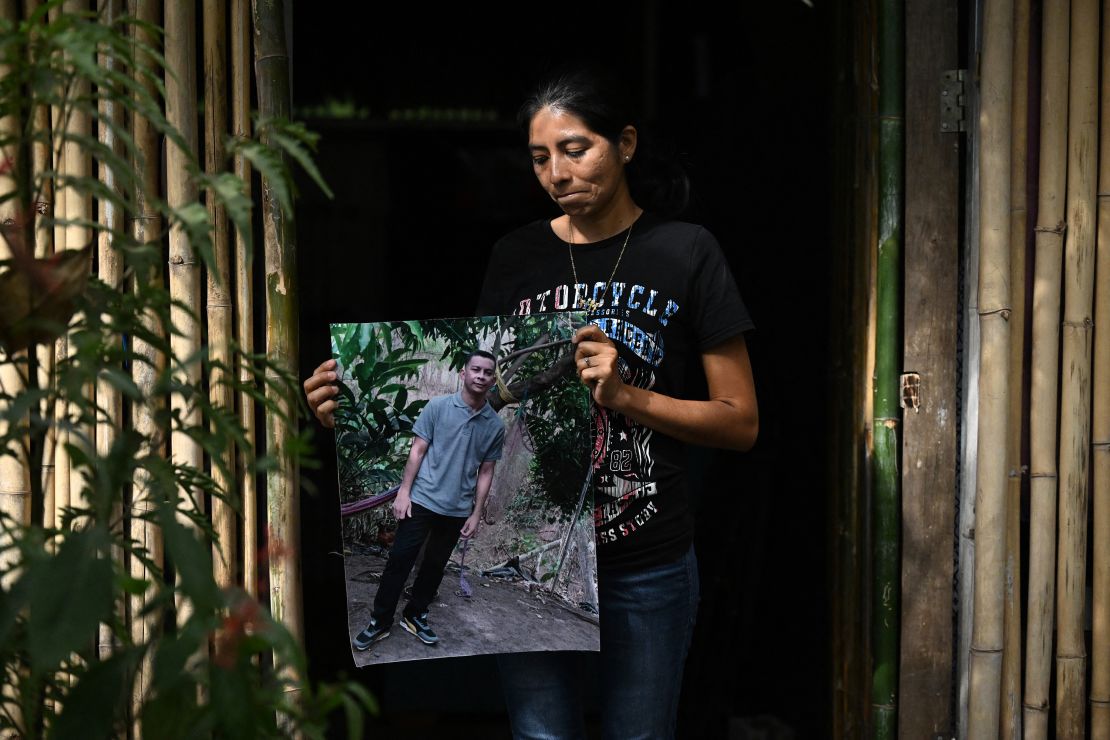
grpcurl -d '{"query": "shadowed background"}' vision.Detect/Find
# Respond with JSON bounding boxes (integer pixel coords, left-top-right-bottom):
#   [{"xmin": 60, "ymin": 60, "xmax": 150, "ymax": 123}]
[{"xmin": 292, "ymin": 2, "xmax": 832, "ymax": 737}]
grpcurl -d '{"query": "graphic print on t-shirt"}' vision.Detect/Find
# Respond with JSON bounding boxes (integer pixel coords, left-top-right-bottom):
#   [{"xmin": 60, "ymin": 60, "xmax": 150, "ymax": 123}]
[
  {"xmin": 515, "ymin": 281, "xmax": 677, "ymax": 543},
  {"xmin": 477, "ymin": 214, "xmax": 755, "ymax": 569}
]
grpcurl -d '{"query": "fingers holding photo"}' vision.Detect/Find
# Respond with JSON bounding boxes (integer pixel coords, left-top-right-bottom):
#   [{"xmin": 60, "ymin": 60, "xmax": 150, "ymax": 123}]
[
  {"xmin": 573, "ymin": 325, "xmax": 617, "ymax": 375},
  {"xmin": 304, "ymin": 358, "xmax": 339, "ymax": 428},
  {"xmin": 572, "ymin": 324, "xmax": 624, "ymax": 407}
]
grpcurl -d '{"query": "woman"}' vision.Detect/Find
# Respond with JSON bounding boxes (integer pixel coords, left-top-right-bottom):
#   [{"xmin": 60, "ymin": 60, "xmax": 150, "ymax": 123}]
[{"xmin": 304, "ymin": 69, "xmax": 758, "ymax": 739}]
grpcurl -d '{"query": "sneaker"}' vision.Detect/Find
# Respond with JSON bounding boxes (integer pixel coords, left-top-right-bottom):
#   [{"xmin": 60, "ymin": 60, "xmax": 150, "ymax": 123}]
[
  {"xmin": 400, "ymin": 612, "xmax": 439, "ymax": 645},
  {"xmin": 352, "ymin": 617, "xmax": 391, "ymax": 651}
]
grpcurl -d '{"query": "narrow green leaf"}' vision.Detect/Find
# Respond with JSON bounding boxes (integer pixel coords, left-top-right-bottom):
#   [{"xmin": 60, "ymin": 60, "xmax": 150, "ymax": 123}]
[
  {"xmin": 171, "ymin": 201, "xmax": 214, "ymax": 274},
  {"xmin": 50, "ymin": 648, "xmax": 137, "ymax": 740},
  {"xmin": 207, "ymin": 171, "xmax": 253, "ymax": 259},
  {"xmin": 272, "ymin": 128, "xmax": 333, "ymax": 199},
  {"xmin": 157, "ymin": 506, "xmax": 219, "ymax": 613},
  {"xmin": 141, "ymin": 673, "xmax": 198, "ymax": 740},
  {"xmin": 0, "ymin": 568, "xmax": 31, "ymax": 647},
  {"xmin": 28, "ymin": 528, "xmax": 113, "ymax": 674},
  {"xmin": 209, "ymin": 663, "xmax": 253, "ymax": 738},
  {"xmin": 234, "ymin": 138, "xmax": 292, "ymax": 214},
  {"xmin": 101, "ymin": 366, "xmax": 142, "ymax": 400},
  {"xmin": 114, "ymin": 570, "xmax": 151, "ymax": 597}
]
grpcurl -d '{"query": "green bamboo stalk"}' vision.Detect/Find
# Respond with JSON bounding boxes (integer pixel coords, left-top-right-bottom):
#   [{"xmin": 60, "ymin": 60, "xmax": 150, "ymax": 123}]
[
  {"xmin": 1055, "ymin": 0, "xmax": 1099, "ymax": 734},
  {"xmin": 830, "ymin": 4, "xmax": 877, "ymax": 735},
  {"xmin": 872, "ymin": 0, "xmax": 902, "ymax": 735},
  {"xmin": 967, "ymin": 0, "xmax": 1014, "ymax": 737},
  {"xmin": 253, "ymin": 0, "xmax": 305, "ymax": 698}
]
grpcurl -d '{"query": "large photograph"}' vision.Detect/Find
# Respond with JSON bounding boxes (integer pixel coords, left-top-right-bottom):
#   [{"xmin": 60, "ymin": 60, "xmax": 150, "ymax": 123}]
[{"xmin": 331, "ymin": 313, "xmax": 599, "ymax": 665}]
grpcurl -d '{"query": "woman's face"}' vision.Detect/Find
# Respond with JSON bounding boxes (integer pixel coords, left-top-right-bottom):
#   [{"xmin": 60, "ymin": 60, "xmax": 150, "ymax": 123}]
[{"xmin": 528, "ymin": 106, "xmax": 635, "ymax": 220}]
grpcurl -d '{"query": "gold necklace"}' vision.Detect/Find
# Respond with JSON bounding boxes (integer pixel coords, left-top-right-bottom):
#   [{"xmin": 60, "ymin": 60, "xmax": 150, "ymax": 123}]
[{"xmin": 567, "ymin": 220, "xmax": 635, "ymax": 314}]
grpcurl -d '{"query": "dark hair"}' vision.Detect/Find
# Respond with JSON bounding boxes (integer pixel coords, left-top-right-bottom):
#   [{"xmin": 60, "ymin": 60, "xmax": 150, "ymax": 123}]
[
  {"xmin": 517, "ymin": 67, "xmax": 690, "ymax": 217},
  {"xmin": 462, "ymin": 348, "xmax": 497, "ymax": 366}
]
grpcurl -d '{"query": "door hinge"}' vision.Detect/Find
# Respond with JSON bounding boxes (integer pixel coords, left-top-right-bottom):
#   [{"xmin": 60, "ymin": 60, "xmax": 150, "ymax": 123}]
[{"xmin": 941, "ymin": 70, "xmax": 966, "ymax": 133}]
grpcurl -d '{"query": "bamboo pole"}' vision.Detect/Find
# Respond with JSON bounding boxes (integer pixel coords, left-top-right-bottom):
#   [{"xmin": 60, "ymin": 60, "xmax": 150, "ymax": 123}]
[
  {"xmin": 203, "ymin": 0, "xmax": 236, "ymax": 592},
  {"xmin": 967, "ymin": 0, "xmax": 1013, "ymax": 736},
  {"xmin": 1055, "ymin": 0, "xmax": 1099, "ymax": 735},
  {"xmin": 49, "ymin": 53, "xmax": 68, "ymax": 537},
  {"xmin": 842, "ymin": 7, "xmax": 877, "ymax": 736},
  {"xmin": 254, "ymin": 0, "xmax": 305, "ymax": 686},
  {"xmin": 61, "ymin": 0, "xmax": 92, "ymax": 527},
  {"xmin": 0, "ymin": 336, "xmax": 30, "ymax": 564},
  {"xmin": 1001, "ymin": 0, "xmax": 1030, "ymax": 736},
  {"xmin": 231, "ymin": 0, "xmax": 256, "ymax": 600},
  {"xmin": 0, "ymin": 0, "xmax": 29, "ymax": 578},
  {"xmin": 164, "ymin": 0, "xmax": 202, "ymax": 626},
  {"xmin": 1023, "ymin": 0, "xmax": 1069, "ymax": 735},
  {"xmin": 128, "ymin": 1, "xmax": 164, "ymax": 732},
  {"xmin": 0, "ymin": 0, "xmax": 28, "ymax": 730},
  {"xmin": 30, "ymin": 151, "xmax": 57, "ymax": 719},
  {"xmin": 24, "ymin": 0, "xmax": 55, "ymax": 535},
  {"xmin": 829, "ymin": 2, "xmax": 874, "ymax": 734},
  {"xmin": 1090, "ymin": 0, "xmax": 1110, "ymax": 728},
  {"xmin": 95, "ymin": 0, "xmax": 125, "ymax": 663},
  {"xmin": 872, "ymin": 0, "xmax": 902, "ymax": 734},
  {"xmin": 54, "ymin": 0, "xmax": 93, "ymax": 539}
]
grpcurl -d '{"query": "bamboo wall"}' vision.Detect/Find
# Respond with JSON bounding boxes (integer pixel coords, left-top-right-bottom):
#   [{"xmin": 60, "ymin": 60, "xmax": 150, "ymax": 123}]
[
  {"xmin": 842, "ymin": 0, "xmax": 1110, "ymax": 736},
  {"xmin": 957, "ymin": 0, "xmax": 1110, "ymax": 737},
  {"xmin": 0, "ymin": 0, "xmax": 303, "ymax": 720}
]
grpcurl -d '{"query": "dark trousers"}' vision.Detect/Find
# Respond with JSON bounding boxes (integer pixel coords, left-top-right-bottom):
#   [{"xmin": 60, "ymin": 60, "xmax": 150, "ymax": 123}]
[{"xmin": 371, "ymin": 502, "xmax": 466, "ymax": 624}]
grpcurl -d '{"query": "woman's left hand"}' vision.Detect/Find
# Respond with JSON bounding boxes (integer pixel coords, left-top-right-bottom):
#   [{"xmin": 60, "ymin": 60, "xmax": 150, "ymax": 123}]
[
  {"xmin": 574, "ymin": 326, "xmax": 758, "ymax": 451},
  {"xmin": 573, "ymin": 325, "xmax": 624, "ymax": 408}
]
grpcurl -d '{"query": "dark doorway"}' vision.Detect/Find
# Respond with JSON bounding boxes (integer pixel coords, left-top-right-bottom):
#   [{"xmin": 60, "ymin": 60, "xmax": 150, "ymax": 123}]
[{"xmin": 294, "ymin": 3, "xmax": 833, "ymax": 737}]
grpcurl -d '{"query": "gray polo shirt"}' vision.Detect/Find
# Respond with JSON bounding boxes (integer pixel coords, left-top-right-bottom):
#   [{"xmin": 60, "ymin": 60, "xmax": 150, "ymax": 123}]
[{"xmin": 409, "ymin": 392, "xmax": 506, "ymax": 517}]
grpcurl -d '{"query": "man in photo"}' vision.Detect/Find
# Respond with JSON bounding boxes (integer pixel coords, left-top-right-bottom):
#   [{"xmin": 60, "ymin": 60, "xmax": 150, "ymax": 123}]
[{"xmin": 353, "ymin": 349, "xmax": 506, "ymax": 649}]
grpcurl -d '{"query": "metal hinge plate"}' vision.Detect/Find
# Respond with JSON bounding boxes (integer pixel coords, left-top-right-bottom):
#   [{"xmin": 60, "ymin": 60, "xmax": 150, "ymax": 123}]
[{"xmin": 941, "ymin": 70, "xmax": 966, "ymax": 133}]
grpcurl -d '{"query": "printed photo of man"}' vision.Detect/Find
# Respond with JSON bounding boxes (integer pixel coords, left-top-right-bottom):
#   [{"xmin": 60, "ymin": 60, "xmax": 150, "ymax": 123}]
[{"xmin": 353, "ymin": 349, "xmax": 506, "ymax": 649}]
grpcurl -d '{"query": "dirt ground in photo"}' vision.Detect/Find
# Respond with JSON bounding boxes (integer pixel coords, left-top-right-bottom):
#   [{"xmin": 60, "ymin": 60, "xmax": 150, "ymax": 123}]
[{"xmin": 344, "ymin": 552, "xmax": 599, "ymax": 667}]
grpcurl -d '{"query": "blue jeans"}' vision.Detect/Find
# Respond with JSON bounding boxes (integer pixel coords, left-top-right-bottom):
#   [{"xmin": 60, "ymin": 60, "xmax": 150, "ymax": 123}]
[{"xmin": 498, "ymin": 545, "xmax": 700, "ymax": 739}]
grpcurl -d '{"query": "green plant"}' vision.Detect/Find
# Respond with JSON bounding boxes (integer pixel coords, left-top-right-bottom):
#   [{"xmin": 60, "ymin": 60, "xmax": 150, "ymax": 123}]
[
  {"xmin": 0, "ymin": 3, "xmax": 370, "ymax": 737},
  {"xmin": 330, "ymin": 321, "xmax": 429, "ymax": 546}
]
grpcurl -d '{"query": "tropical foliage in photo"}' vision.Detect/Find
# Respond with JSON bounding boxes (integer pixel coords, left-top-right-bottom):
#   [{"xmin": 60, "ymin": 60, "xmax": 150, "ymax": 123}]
[{"xmin": 330, "ymin": 312, "xmax": 593, "ymax": 549}]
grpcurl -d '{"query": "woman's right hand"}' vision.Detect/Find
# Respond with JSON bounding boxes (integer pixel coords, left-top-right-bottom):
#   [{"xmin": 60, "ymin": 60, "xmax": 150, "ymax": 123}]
[{"xmin": 304, "ymin": 358, "xmax": 340, "ymax": 428}]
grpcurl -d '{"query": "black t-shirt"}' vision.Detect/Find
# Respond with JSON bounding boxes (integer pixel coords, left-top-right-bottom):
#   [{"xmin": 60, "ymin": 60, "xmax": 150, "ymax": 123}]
[{"xmin": 476, "ymin": 210, "xmax": 754, "ymax": 571}]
